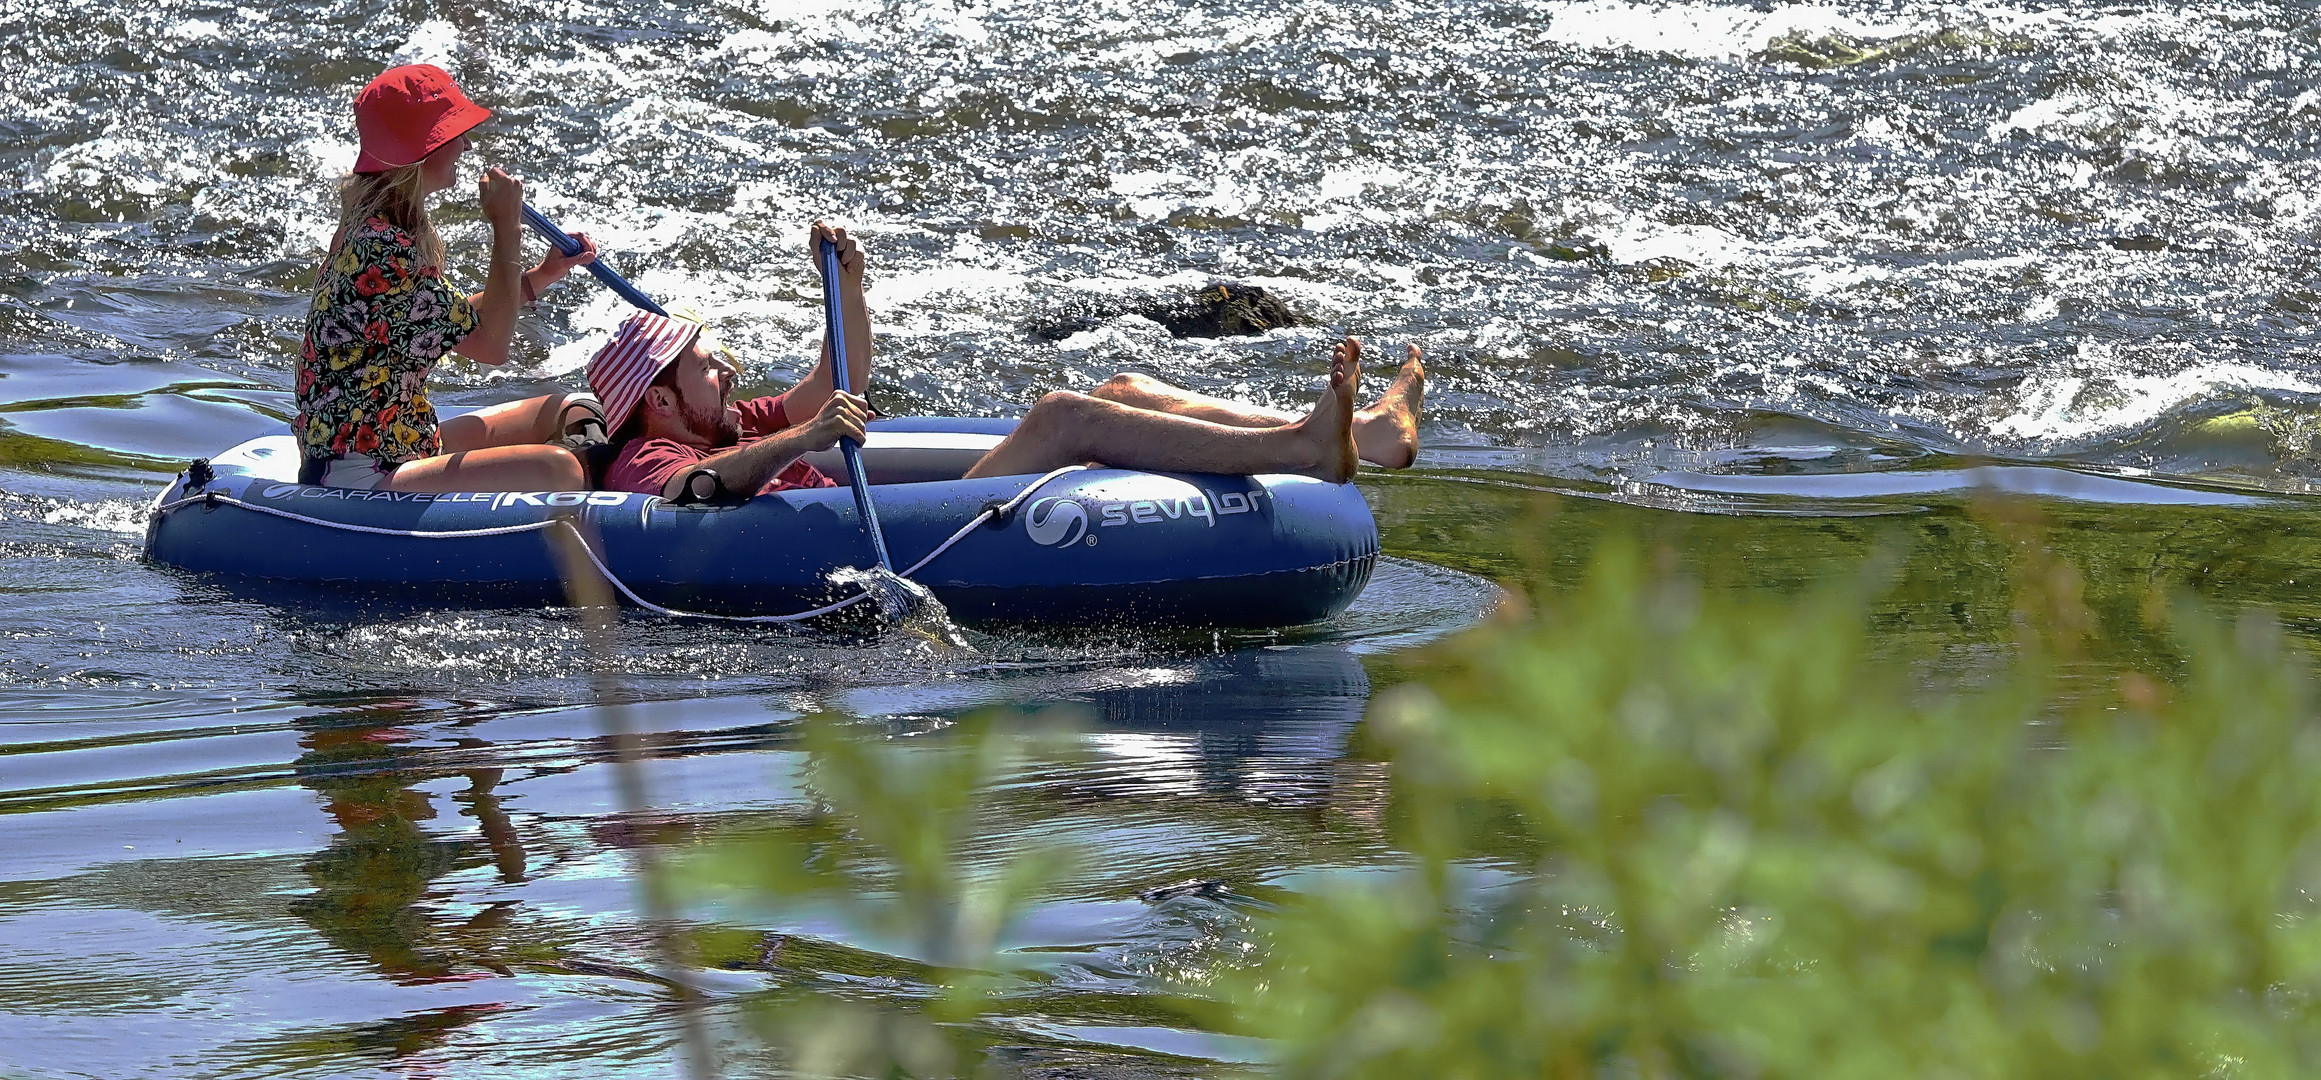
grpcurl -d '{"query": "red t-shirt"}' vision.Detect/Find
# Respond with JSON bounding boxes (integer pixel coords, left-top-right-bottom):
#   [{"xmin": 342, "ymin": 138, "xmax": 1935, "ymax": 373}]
[{"xmin": 604, "ymin": 393, "xmax": 838, "ymax": 498}]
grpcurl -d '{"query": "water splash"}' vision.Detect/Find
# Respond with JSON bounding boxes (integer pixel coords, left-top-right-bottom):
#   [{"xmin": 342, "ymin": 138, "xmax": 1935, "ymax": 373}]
[{"xmin": 829, "ymin": 564, "xmax": 975, "ymax": 650}]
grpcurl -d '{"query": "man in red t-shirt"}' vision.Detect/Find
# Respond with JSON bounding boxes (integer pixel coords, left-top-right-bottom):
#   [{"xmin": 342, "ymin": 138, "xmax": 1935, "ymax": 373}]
[
  {"xmin": 602, "ymin": 389, "xmax": 850, "ymax": 500},
  {"xmin": 587, "ymin": 224, "xmax": 1428, "ymax": 502},
  {"xmin": 587, "ymin": 225, "xmax": 875, "ymax": 502}
]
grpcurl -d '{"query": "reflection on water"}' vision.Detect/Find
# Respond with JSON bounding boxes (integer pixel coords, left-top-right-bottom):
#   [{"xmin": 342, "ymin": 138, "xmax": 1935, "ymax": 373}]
[
  {"xmin": 0, "ymin": 545, "xmax": 1484, "ymax": 1077},
  {"xmin": 1065, "ymin": 644, "xmax": 1370, "ymax": 806},
  {"xmin": 291, "ymin": 700, "xmax": 530, "ymax": 987}
]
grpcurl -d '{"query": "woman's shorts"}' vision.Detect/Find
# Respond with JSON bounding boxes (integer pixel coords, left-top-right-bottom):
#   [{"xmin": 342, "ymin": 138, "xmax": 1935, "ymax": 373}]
[{"xmin": 298, "ymin": 455, "xmax": 401, "ymax": 490}]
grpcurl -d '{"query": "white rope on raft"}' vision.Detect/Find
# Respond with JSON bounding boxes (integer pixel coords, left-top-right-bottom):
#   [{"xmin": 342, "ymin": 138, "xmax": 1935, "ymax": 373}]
[{"xmin": 151, "ymin": 465, "xmax": 1090, "ymax": 624}]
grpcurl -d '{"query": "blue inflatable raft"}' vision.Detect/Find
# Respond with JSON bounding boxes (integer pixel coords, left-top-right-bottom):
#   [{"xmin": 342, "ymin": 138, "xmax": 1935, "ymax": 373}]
[{"xmin": 143, "ymin": 417, "xmax": 1379, "ymax": 627}]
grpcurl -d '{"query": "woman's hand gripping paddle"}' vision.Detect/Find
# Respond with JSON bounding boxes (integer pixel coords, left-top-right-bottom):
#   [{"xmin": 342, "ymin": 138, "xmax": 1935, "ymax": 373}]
[{"xmin": 521, "ymin": 204, "xmax": 668, "ymax": 317}]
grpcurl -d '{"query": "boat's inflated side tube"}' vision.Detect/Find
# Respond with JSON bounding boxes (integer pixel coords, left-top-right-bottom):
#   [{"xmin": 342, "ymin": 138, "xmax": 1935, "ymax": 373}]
[{"xmin": 144, "ymin": 419, "xmax": 1378, "ymax": 628}]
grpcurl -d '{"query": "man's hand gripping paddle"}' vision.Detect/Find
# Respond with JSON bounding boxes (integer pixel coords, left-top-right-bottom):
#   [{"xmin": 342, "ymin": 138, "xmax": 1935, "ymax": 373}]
[{"xmin": 522, "ymin": 204, "xmax": 666, "ymax": 317}]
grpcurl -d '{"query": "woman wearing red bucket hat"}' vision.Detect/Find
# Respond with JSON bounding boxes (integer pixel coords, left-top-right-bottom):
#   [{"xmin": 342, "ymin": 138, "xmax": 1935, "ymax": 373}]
[{"xmin": 294, "ymin": 63, "xmax": 602, "ymax": 492}]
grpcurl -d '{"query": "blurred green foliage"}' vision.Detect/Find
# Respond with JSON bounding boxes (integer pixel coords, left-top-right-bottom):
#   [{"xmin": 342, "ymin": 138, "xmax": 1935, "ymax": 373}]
[
  {"xmin": 686, "ymin": 502, "xmax": 2321, "ymax": 1078},
  {"xmin": 684, "ymin": 712, "xmax": 1084, "ymax": 1078},
  {"xmin": 1231, "ymin": 536, "xmax": 2321, "ymax": 1079}
]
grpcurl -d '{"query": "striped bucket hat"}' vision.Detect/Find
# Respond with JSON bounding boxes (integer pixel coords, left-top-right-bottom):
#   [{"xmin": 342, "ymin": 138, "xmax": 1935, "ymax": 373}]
[{"xmin": 587, "ymin": 312, "xmax": 703, "ymax": 433}]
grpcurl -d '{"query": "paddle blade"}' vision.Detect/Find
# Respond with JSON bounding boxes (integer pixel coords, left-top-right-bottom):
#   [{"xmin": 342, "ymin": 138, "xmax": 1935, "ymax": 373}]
[{"xmin": 828, "ymin": 565, "xmax": 971, "ymax": 649}]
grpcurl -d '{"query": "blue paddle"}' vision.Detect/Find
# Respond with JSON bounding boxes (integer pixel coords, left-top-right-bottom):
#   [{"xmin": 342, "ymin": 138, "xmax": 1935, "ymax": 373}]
[
  {"xmin": 815, "ymin": 235, "xmax": 908, "ymax": 617},
  {"xmin": 521, "ymin": 203, "xmax": 668, "ymax": 317}
]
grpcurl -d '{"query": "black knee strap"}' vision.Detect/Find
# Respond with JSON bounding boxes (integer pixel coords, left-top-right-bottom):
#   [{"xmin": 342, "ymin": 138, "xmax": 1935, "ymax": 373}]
[{"xmin": 672, "ymin": 468, "xmax": 726, "ymax": 505}]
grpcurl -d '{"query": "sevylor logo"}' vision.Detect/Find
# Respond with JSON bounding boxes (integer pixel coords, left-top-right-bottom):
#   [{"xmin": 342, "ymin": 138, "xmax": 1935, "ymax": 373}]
[
  {"xmin": 1023, "ymin": 497, "xmax": 1089, "ymax": 547},
  {"xmin": 1024, "ymin": 487, "xmax": 1274, "ymax": 548}
]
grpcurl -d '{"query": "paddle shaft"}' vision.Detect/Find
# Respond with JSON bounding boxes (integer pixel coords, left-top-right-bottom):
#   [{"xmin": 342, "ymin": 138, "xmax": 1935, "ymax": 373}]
[
  {"xmin": 818, "ymin": 238, "xmax": 896, "ymax": 574},
  {"xmin": 520, "ymin": 203, "xmax": 668, "ymax": 317}
]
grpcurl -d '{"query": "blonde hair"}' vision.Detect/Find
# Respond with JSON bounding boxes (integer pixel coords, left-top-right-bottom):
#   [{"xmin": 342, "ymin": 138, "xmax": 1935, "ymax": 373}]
[{"xmin": 333, "ymin": 165, "xmax": 445, "ymax": 269}]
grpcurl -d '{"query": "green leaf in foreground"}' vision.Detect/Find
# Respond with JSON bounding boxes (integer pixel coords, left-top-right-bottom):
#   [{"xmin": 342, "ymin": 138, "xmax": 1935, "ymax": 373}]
[
  {"xmin": 682, "ymin": 712, "xmax": 1084, "ymax": 1078},
  {"xmin": 1232, "ymin": 540, "xmax": 2321, "ymax": 1079}
]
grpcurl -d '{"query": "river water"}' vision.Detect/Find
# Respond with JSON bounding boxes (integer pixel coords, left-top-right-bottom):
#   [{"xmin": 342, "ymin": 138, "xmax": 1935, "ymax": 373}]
[{"xmin": 6, "ymin": 0, "xmax": 2321, "ymax": 1076}]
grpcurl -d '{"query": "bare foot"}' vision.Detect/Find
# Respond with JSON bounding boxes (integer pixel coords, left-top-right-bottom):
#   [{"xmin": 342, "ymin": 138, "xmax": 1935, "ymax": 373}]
[
  {"xmin": 1353, "ymin": 343, "xmax": 1426, "ymax": 469},
  {"xmin": 1298, "ymin": 337, "xmax": 1361, "ymax": 483}
]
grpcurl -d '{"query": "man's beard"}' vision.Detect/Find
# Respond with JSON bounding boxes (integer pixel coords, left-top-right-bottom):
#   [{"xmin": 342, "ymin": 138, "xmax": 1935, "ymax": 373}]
[{"xmin": 681, "ymin": 394, "xmax": 743, "ymax": 448}]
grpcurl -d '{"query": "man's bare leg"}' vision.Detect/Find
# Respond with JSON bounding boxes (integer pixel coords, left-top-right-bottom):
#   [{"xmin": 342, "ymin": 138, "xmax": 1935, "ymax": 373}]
[
  {"xmin": 966, "ymin": 337, "xmax": 1361, "ymax": 482},
  {"xmin": 1357, "ymin": 345, "xmax": 1425, "ymax": 469},
  {"xmin": 1087, "ymin": 373, "xmax": 1293, "ymax": 428},
  {"xmin": 1090, "ymin": 342, "xmax": 1425, "ymax": 468}
]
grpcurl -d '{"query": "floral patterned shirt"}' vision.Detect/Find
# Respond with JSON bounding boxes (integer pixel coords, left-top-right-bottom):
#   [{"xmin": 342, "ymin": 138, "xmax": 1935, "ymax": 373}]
[{"xmin": 295, "ymin": 217, "xmax": 477, "ymax": 466}]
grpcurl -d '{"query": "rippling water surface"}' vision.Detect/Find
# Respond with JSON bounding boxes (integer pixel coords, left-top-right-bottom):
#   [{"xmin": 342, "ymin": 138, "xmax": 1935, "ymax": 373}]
[{"xmin": 8, "ymin": 0, "xmax": 2321, "ymax": 1075}]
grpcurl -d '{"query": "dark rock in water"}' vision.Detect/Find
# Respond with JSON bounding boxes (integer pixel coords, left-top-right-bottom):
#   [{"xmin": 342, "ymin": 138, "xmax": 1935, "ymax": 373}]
[
  {"xmin": 1150, "ymin": 283, "xmax": 1303, "ymax": 337},
  {"xmin": 2104, "ymin": 234, "xmax": 2170, "ymax": 252},
  {"xmin": 1030, "ymin": 283, "xmax": 1305, "ymax": 340}
]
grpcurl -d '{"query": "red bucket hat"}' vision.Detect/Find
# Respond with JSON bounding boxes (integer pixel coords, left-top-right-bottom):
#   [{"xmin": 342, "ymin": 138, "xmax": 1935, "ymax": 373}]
[
  {"xmin": 589, "ymin": 312, "xmax": 704, "ymax": 433},
  {"xmin": 351, "ymin": 64, "xmax": 492, "ymax": 174}
]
